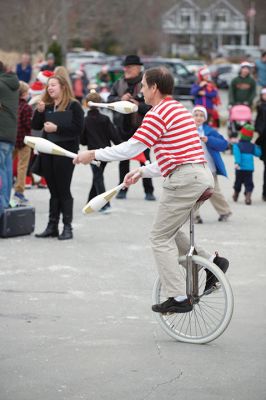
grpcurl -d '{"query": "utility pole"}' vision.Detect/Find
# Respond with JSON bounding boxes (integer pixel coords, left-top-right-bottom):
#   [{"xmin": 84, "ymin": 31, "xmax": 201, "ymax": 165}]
[
  {"xmin": 247, "ymin": 1, "xmax": 256, "ymax": 46},
  {"xmin": 61, "ymin": 0, "xmax": 68, "ymax": 64}
]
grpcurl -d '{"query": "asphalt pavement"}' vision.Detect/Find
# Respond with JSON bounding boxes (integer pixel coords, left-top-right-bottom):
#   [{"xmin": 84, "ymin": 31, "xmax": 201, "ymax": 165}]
[{"xmin": 0, "ymin": 109, "xmax": 266, "ymax": 400}]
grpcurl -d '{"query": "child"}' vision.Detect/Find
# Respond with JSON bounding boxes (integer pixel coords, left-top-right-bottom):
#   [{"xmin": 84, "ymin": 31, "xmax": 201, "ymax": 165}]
[
  {"xmin": 81, "ymin": 92, "xmax": 121, "ymax": 211},
  {"xmin": 232, "ymin": 124, "xmax": 262, "ymax": 205},
  {"xmin": 255, "ymin": 88, "xmax": 266, "ymax": 201},
  {"xmin": 191, "ymin": 66, "xmax": 221, "ymax": 127},
  {"xmin": 13, "ymin": 81, "xmax": 33, "ymax": 204},
  {"xmin": 192, "ymin": 105, "xmax": 232, "ymax": 223}
]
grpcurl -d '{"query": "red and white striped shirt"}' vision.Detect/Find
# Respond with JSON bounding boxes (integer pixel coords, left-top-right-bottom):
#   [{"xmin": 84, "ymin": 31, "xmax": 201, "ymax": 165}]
[{"xmin": 132, "ymin": 97, "xmax": 206, "ymax": 177}]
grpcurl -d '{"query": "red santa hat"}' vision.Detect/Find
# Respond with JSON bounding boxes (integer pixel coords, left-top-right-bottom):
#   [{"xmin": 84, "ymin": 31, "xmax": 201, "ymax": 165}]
[
  {"xmin": 29, "ymin": 81, "xmax": 45, "ymax": 96},
  {"xmin": 37, "ymin": 70, "xmax": 54, "ymax": 84},
  {"xmin": 198, "ymin": 66, "xmax": 211, "ymax": 80}
]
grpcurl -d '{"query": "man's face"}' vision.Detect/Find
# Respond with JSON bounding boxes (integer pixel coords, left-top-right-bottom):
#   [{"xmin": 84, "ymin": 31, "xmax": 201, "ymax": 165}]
[
  {"xmin": 141, "ymin": 75, "xmax": 155, "ymax": 105},
  {"xmin": 123, "ymin": 64, "xmax": 141, "ymax": 79}
]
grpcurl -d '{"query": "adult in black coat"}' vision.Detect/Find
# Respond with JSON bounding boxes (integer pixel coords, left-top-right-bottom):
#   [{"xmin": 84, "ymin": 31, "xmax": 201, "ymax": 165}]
[
  {"xmin": 32, "ymin": 75, "xmax": 84, "ymax": 239},
  {"xmin": 255, "ymin": 88, "xmax": 266, "ymax": 201},
  {"xmin": 107, "ymin": 55, "xmax": 155, "ymax": 200}
]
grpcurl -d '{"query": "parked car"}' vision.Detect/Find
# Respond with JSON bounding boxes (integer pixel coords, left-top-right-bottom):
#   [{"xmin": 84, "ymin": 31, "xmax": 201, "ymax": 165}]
[
  {"xmin": 209, "ymin": 63, "xmax": 240, "ymax": 89},
  {"xmin": 142, "ymin": 57, "xmax": 196, "ymax": 101},
  {"xmin": 183, "ymin": 60, "xmax": 206, "ymax": 74}
]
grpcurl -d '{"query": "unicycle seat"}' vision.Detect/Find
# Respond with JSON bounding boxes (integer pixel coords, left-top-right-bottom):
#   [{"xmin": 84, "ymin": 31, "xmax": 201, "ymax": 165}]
[{"xmin": 196, "ymin": 188, "xmax": 214, "ymax": 203}]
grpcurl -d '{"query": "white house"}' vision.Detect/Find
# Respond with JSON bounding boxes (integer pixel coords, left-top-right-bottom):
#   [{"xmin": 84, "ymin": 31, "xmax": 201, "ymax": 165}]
[{"xmin": 162, "ymin": 0, "xmax": 247, "ymax": 56}]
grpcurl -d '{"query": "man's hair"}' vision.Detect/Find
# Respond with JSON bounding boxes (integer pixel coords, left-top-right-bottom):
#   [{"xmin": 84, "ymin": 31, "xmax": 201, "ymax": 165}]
[
  {"xmin": 144, "ymin": 67, "xmax": 174, "ymax": 95},
  {"xmin": 262, "ymin": 51, "xmax": 266, "ymax": 58}
]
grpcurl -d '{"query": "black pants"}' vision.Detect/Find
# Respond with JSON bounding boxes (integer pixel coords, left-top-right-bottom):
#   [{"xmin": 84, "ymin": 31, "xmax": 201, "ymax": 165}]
[
  {"xmin": 263, "ymin": 160, "xmax": 266, "ymax": 197},
  {"xmin": 88, "ymin": 162, "xmax": 107, "ymax": 201},
  {"xmin": 234, "ymin": 170, "xmax": 254, "ymax": 193},
  {"xmin": 41, "ymin": 141, "xmax": 77, "ymax": 202},
  {"xmin": 118, "ymin": 148, "xmax": 154, "ymax": 194}
]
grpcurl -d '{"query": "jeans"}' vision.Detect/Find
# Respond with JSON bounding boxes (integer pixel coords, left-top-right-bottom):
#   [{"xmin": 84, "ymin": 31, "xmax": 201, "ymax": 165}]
[{"xmin": 0, "ymin": 141, "xmax": 14, "ymax": 209}]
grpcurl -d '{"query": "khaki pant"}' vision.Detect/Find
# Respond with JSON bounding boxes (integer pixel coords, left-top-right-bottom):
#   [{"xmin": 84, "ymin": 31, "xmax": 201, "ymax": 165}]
[
  {"xmin": 13, "ymin": 146, "xmax": 31, "ymax": 193},
  {"xmin": 194, "ymin": 174, "xmax": 231, "ymax": 218},
  {"xmin": 150, "ymin": 163, "xmax": 214, "ymax": 297}
]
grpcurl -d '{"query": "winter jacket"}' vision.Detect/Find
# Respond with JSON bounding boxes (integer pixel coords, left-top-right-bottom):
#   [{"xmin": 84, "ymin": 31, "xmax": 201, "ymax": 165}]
[
  {"xmin": 81, "ymin": 109, "xmax": 121, "ymax": 149},
  {"xmin": 108, "ymin": 74, "xmax": 151, "ymax": 141},
  {"xmin": 255, "ymin": 101, "xmax": 266, "ymax": 161},
  {"xmin": 229, "ymin": 75, "xmax": 256, "ymax": 106},
  {"xmin": 16, "ymin": 63, "xmax": 32, "ymax": 83},
  {"xmin": 31, "ymin": 100, "xmax": 84, "ymax": 147},
  {"xmin": 16, "ymin": 98, "xmax": 33, "ymax": 148},
  {"xmin": 191, "ymin": 83, "xmax": 218, "ymax": 110},
  {"xmin": 0, "ymin": 71, "xmax": 19, "ymax": 144},
  {"xmin": 232, "ymin": 140, "xmax": 262, "ymax": 171},
  {"xmin": 202, "ymin": 124, "xmax": 228, "ymax": 176}
]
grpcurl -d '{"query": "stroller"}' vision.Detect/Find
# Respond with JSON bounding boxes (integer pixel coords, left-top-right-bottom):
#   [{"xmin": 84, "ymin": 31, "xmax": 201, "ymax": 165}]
[{"xmin": 228, "ymin": 104, "xmax": 252, "ymax": 144}]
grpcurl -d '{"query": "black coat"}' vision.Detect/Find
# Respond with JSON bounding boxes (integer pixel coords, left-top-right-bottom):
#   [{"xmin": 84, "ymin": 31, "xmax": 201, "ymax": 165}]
[
  {"xmin": 108, "ymin": 74, "xmax": 151, "ymax": 141},
  {"xmin": 81, "ymin": 109, "xmax": 121, "ymax": 150},
  {"xmin": 255, "ymin": 101, "xmax": 266, "ymax": 161},
  {"xmin": 31, "ymin": 100, "xmax": 84, "ymax": 147}
]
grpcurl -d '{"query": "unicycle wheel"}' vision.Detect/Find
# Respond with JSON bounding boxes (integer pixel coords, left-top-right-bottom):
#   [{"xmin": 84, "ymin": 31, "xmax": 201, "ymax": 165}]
[{"xmin": 152, "ymin": 255, "xmax": 234, "ymax": 344}]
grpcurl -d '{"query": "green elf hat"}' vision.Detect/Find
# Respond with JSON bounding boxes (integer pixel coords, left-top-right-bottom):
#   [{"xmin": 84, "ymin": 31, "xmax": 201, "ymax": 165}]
[{"xmin": 240, "ymin": 124, "xmax": 254, "ymax": 141}]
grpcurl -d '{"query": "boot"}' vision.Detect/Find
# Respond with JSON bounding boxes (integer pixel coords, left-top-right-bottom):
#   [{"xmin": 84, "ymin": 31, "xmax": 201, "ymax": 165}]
[
  {"xmin": 245, "ymin": 192, "xmax": 252, "ymax": 205},
  {"xmin": 35, "ymin": 198, "xmax": 60, "ymax": 238},
  {"xmin": 58, "ymin": 198, "xmax": 73, "ymax": 240},
  {"xmin": 232, "ymin": 191, "xmax": 239, "ymax": 202}
]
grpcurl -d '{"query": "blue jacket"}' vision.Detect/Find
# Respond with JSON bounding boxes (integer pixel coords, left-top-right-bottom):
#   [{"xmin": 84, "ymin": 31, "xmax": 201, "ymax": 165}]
[
  {"xmin": 191, "ymin": 83, "xmax": 217, "ymax": 110},
  {"xmin": 202, "ymin": 124, "xmax": 228, "ymax": 177},
  {"xmin": 233, "ymin": 141, "xmax": 262, "ymax": 171}
]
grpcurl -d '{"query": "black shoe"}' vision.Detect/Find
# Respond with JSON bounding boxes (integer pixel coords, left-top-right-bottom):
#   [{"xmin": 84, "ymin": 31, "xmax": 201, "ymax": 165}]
[
  {"xmin": 58, "ymin": 224, "xmax": 73, "ymax": 240},
  {"xmin": 204, "ymin": 254, "xmax": 229, "ymax": 292},
  {"xmin": 194, "ymin": 216, "xmax": 203, "ymax": 224},
  {"xmin": 152, "ymin": 297, "xmax": 193, "ymax": 314},
  {"xmin": 145, "ymin": 193, "xmax": 156, "ymax": 201},
  {"xmin": 35, "ymin": 224, "xmax": 59, "ymax": 238},
  {"xmin": 218, "ymin": 212, "xmax": 232, "ymax": 222},
  {"xmin": 116, "ymin": 190, "xmax": 127, "ymax": 199}
]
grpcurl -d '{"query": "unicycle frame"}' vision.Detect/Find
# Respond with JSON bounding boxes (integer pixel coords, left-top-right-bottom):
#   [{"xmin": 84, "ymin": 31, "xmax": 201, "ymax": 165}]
[{"xmin": 186, "ymin": 208, "xmax": 199, "ymax": 299}]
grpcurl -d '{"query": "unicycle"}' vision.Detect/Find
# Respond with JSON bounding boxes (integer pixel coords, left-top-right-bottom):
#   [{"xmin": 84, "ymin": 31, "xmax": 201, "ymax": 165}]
[{"xmin": 152, "ymin": 189, "xmax": 234, "ymax": 344}]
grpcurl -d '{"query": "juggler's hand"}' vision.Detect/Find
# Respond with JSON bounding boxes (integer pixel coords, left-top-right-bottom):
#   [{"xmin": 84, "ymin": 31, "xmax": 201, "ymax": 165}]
[
  {"xmin": 73, "ymin": 150, "xmax": 96, "ymax": 165},
  {"xmin": 123, "ymin": 168, "xmax": 142, "ymax": 187}
]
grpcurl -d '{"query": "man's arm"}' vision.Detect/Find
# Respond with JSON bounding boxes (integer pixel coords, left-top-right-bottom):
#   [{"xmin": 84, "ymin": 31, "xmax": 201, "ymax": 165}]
[{"xmin": 74, "ymin": 139, "xmax": 148, "ymax": 164}]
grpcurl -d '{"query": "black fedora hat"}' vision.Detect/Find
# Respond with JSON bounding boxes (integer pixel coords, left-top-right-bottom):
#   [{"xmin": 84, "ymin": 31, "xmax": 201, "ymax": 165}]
[{"xmin": 123, "ymin": 55, "xmax": 143, "ymax": 66}]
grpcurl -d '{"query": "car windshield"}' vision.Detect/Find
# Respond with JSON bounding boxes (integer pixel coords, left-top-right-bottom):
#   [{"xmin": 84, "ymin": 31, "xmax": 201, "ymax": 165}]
[
  {"xmin": 174, "ymin": 64, "xmax": 190, "ymax": 77},
  {"xmin": 144, "ymin": 61, "xmax": 189, "ymax": 77}
]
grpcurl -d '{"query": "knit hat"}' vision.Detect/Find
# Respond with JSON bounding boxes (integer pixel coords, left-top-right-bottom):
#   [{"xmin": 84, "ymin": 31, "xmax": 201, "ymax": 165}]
[
  {"xmin": 240, "ymin": 62, "xmax": 253, "ymax": 69},
  {"xmin": 37, "ymin": 70, "xmax": 54, "ymax": 84},
  {"xmin": 192, "ymin": 105, "xmax": 208, "ymax": 121},
  {"xmin": 240, "ymin": 124, "xmax": 254, "ymax": 141},
  {"xmin": 29, "ymin": 81, "xmax": 45, "ymax": 96},
  {"xmin": 123, "ymin": 55, "xmax": 143, "ymax": 66}
]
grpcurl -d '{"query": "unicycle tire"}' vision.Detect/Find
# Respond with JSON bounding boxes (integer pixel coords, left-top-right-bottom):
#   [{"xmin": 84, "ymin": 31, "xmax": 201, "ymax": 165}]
[{"xmin": 152, "ymin": 255, "xmax": 234, "ymax": 344}]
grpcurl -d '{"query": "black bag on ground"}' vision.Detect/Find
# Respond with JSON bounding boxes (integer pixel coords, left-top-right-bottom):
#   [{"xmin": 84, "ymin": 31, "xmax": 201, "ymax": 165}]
[{"xmin": 0, "ymin": 206, "xmax": 35, "ymax": 238}]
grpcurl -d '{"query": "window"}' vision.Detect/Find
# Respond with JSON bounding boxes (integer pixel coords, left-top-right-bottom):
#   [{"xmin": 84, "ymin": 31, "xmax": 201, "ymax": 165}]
[
  {"xmin": 215, "ymin": 13, "xmax": 226, "ymax": 23},
  {"xmin": 181, "ymin": 15, "xmax": 191, "ymax": 24}
]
